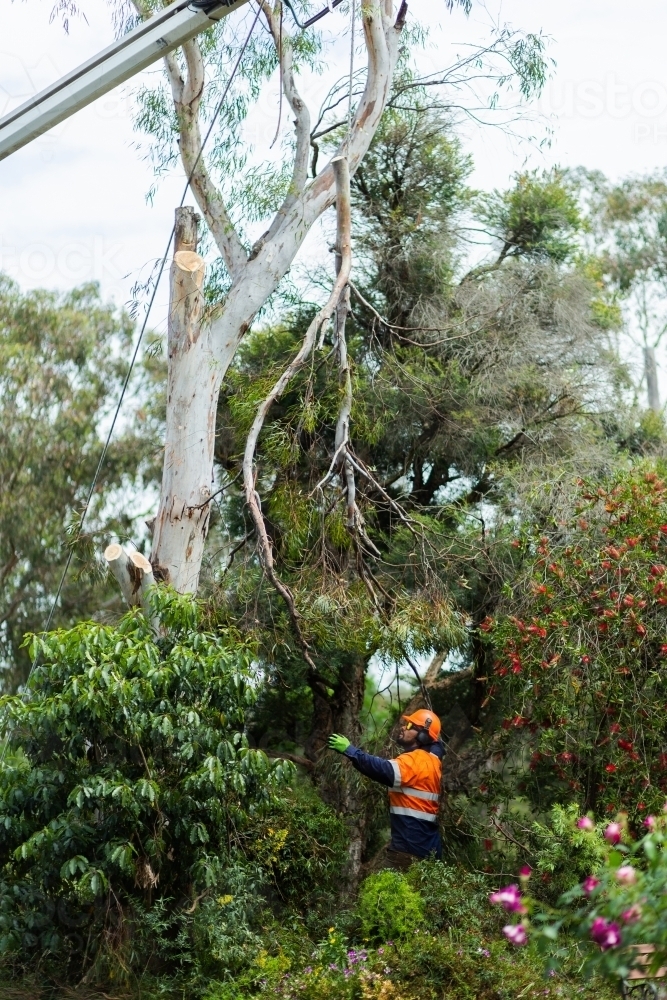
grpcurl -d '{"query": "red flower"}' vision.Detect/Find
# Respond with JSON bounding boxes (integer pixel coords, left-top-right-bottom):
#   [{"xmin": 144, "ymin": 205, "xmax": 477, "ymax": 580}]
[
  {"xmin": 650, "ymin": 564, "xmax": 666, "ymax": 576},
  {"xmin": 479, "ymin": 616, "xmax": 494, "ymax": 632},
  {"xmin": 484, "ymin": 839, "xmax": 494, "ymax": 851},
  {"xmin": 610, "ymin": 724, "xmax": 621, "ymax": 734},
  {"xmin": 626, "ymin": 537, "xmax": 641, "ymax": 548},
  {"xmin": 660, "ymin": 645, "xmax": 667, "ymax": 656},
  {"xmin": 618, "ymin": 739, "xmax": 634, "ymax": 752},
  {"xmin": 660, "ymin": 526, "xmax": 667, "ymax": 534},
  {"xmin": 622, "ymin": 595, "xmax": 634, "ymax": 607},
  {"xmin": 601, "ymin": 561, "xmax": 612, "ymax": 570},
  {"xmin": 605, "ymin": 763, "xmax": 617, "ymax": 773}
]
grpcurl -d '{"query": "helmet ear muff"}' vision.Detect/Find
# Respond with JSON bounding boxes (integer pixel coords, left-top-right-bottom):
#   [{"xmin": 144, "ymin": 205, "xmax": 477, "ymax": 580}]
[{"xmin": 416, "ymin": 717, "xmax": 433, "ymax": 746}]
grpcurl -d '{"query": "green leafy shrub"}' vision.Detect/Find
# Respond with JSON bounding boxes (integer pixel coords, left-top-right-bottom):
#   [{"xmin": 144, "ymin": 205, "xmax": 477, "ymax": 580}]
[
  {"xmin": 240, "ymin": 781, "xmax": 348, "ymax": 924},
  {"xmin": 0, "ymin": 591, "xmax": 293, "ymax": 980},
  {"xmin": 407, "ymin": 859, "xmax": 498, "ymax": 932},
  {"xmin": 528, "ymin": 803, "xmax": 608, "ymax": 901},
  {"xmin": 357, "ymin": 870, "xmax": 424, "ymax": 943}
]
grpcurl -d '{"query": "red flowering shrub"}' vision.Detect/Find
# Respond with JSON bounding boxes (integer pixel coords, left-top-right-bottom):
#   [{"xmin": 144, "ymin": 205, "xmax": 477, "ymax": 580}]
[{"xmin": 484, "ymin": 467, "xmax": 667, "ymax": 823}]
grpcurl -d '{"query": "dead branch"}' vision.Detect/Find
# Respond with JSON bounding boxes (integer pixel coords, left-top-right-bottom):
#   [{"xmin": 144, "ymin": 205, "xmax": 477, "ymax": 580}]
[{"xmin": 242, "ymin": 157, "xmax": 352, "ymax": 668}]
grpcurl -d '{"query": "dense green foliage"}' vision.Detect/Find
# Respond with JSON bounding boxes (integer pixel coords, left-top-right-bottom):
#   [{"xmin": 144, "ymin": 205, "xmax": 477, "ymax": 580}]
[
  {"xmin": 0, "ymin": 593, "xmax": 292, "ymax": 978},
  {"xmin": 0, "ymin": 277, "xmax": 160, "ymax": 687},
  {"xmin": 357, "ymin": 870, "xmax": 424, "ymax": 943}
]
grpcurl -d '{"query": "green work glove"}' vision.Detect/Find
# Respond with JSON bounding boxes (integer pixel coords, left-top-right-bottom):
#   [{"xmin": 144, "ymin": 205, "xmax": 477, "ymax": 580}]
[{"xmin": 328, "ymin": 733, "xmax": 351, "ymax": 753}]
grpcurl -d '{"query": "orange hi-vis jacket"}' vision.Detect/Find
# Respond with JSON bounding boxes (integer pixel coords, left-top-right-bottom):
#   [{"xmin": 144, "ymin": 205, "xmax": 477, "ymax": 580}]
[{"xmin": 388, "ymin": 748, "xmax": 441, "ymax": 823}]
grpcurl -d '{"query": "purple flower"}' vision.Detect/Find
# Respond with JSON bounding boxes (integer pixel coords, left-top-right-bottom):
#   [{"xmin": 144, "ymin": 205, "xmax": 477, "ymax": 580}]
[
  {"xmin": 621, "ymin": 904, "xmax": 642, "ymax": 925},
  {"xmin": 490, "ymin": 884, "xmax": 524, "ymax": 912},
  {"xmin": 582, "ymin": 875, "xmax": 600, "ymax": 895},
  {"xmin": 577, "ymin": 816, "xmax": 594, "ymax": 831},
  {"xmin": 377, "ymin": 947, "xmax": 384, "ymax": 955},
  {"xmin": 604, "ymin": 822, "xmax": 622, "ymax": 845},
  {"xmin": 304, "ymin": 967, "xmax": 312, "ymax": 974},
  {"xmin": 616, "ymin": 865, "xmax": 637, "ymax": 885},
  {"xmin": 329, "ymin": 963, "xmax": 338, "ymax": 971},
  {"xmin": 590, "ymin": 917, "xmax": 621, "ymax": 950},
  {"xmin": 503, "ymin": 924, "xmax": 528, "ymax": 946}
]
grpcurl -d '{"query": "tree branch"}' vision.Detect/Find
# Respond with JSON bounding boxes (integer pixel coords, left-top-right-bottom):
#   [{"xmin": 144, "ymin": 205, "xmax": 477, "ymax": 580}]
[
  {"xmin": 242, "ymin": 157, "xmax": 352, "ymax": 667},
  {"xmin": 261, "ymin": 0, "xmax": 312, "ymax": 241},
  {"xmin": 167, "ymin": 39, "xmax": 248, "ymax": 280}
]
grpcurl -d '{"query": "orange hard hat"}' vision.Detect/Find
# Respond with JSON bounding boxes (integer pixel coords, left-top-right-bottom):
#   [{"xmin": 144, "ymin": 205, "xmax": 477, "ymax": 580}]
[{"xmin": 402, "ymin": 709, "xmax": 441, "ymax": 741}]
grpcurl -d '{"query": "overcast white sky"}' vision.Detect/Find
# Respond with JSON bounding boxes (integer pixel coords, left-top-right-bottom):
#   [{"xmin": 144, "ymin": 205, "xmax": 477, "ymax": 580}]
[{"xmin": 2, "ymin": 0, "xmax": 667, "ymax": 318}]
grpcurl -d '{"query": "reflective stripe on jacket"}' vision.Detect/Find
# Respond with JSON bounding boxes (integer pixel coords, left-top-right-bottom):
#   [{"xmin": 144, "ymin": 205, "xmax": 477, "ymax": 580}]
[{"xmin": 388, "ymin": 749, "xmax": 441, "ymax": 823}]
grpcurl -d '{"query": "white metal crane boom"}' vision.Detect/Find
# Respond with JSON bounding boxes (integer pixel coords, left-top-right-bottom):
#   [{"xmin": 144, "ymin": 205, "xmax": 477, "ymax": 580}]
[{"xmin": 0, "ymin": 0, "xmax": 249, "ymax": 162}]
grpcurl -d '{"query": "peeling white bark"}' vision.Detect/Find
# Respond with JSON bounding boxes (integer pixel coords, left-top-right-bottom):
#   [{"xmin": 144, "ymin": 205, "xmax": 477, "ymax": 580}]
[{"xmin": 150, "ymin": 213, "xmax": 215, "ymax": 593}]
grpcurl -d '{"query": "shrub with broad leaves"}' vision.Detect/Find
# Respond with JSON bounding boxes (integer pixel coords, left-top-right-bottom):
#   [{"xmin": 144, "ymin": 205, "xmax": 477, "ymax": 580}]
[{"xmin": 0, "ymin": 591, "xmax": 294, "ymax": 979}]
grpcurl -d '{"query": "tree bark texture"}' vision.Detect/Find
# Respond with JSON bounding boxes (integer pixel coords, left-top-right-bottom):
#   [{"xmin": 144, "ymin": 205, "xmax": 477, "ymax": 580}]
[
  {"xmin": 150, "ymin": 208, "xmax": 215, "ymax": 593},
  {"xmin": 645, "ymin": 345, "xmax": 661, "ymax": 413},
  {"xmin": 305, "ymin": 654, "xmax": 369, "ymax": 886}
]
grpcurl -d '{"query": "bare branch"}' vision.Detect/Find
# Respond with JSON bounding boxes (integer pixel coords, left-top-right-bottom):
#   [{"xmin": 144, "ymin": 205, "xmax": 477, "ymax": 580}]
[
  {"xmin": 242, "ymin": 157, "xmax": 352, "ymax": 665},
  {"xmin": 167, "ymin": 39, "xmax": 248, "ymax": 279},
  {"xmin": 260, "ymin": 0, "xmax": 312, "ymax": 241}
]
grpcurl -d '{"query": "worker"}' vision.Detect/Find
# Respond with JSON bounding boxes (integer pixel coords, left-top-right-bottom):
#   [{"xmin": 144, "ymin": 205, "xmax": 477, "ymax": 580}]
[{"xmin": 328, "ymin": 709, "xmax": 443, "ymax": 868}]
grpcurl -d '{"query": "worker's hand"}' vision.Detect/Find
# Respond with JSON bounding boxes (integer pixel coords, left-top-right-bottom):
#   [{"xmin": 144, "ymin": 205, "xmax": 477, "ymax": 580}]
[{"xmin": 328, "ymin": 733, "xmax": 351, "ymax": 753}]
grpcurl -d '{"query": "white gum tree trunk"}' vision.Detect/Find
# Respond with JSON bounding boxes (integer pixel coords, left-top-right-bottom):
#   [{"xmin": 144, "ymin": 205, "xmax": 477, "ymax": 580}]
[
  {"xmin": 125, "ymin": 0, "xmax": 406, "ymax": 597},
  {"xmin": 150, "ymin": 207, "xmax": 215, "ymax": 593}
]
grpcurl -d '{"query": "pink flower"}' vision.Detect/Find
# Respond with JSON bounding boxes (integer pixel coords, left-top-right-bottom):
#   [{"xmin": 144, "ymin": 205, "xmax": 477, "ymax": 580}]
[
  {"xmin": 621, "ymin": 905, "xmax": 642, "ymax": 925},
  {"xmin": 490, "ymin": 884, "xmax": 524, "ymax": 912},
  {"xmin": 616, "ymin": 865, "xmax": 637, "ymax": 885},
  {"xmin": 604, "ymin": 822, "xmax": 622, "ymax": 844},
  {"xmin": 519, "ymin": 865, "xmax": 532, "ymax": 879},
  {"xmin": 590, "ymin": 918, "xmax": 621, "ymax": 951},
  {"xmin": 644, "ymin": 815, "xmax": 656, "ymax": 829},
  {"xmin": 582, "ymin": 876, "xmax": 600, "ymax": 895},
  {"xmin": 503, "ymin": 924, "xmax": 528, "ymax": 946},
  {"xmin": 577, "ymin": 816, "xmax": 595, "ymax": 831}
]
